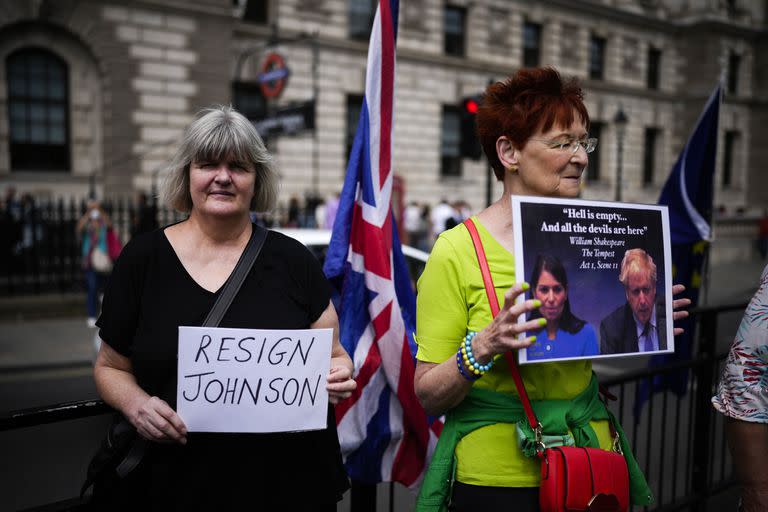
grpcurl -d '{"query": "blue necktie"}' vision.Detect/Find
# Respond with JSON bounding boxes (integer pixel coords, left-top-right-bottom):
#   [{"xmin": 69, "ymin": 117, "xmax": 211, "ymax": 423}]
[{"xmin": 641, "ymin": 323, "xmax": 654, "ymax": 352}]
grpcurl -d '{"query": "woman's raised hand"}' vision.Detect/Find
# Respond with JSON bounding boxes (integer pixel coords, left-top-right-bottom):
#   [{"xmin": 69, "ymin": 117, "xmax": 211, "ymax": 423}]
[
  {"xmin": 471, "ymin": 282, "xmax": 543, "ymax": 362},
  {"xmin": 130, "ymin": 395, "xmax": 188, "ymax": 444}
]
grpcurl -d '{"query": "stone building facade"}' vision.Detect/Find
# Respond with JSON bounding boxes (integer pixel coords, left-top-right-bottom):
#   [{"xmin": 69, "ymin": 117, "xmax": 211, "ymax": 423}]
[{"xmin": 0, "ymin": 0, "xmax": 765, "ymax": 216}]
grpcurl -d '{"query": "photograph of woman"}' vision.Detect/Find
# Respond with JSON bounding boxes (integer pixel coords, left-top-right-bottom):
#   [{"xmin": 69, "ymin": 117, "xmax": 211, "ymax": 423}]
[
  {"xmin": 525, "ymin": 254, "xmax": 599, "ymax": 361},
  {"xmin": 91, "ymin": 106, "xmax": 355, "ymax": 510},
  {"xmin": 413, "ymin": 67, "xmax": 691, "ymax": 511}
]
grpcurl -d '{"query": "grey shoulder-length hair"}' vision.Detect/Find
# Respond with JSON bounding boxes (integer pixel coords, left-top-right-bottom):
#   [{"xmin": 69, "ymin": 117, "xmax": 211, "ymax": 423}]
[{"xmin": 160, "ymin": 105, "xmax": 279, "ymax": 213}]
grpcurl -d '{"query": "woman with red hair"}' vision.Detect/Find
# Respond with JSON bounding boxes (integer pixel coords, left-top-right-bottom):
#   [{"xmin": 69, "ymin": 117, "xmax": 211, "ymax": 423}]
[{"xmin": 414, "ymin": 67, "xmax": 690, "ymax": 511}]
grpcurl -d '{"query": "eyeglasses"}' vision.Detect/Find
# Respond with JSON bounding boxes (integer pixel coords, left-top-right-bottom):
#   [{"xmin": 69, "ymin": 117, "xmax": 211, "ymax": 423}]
[{"xmin": 530, "ymin": 137, "xmax": 598, "ymax": 154}]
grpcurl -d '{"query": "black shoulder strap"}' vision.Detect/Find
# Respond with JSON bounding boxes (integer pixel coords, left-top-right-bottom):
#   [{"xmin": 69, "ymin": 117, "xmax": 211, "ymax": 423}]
[{"xmin": 202, "ymin": 224, "xmax": 268, "ymax": 327}]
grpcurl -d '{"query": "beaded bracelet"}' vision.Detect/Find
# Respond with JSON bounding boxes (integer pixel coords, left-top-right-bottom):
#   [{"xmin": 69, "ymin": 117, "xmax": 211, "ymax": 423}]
[
  {"xmin": 456, "ymin": 349, "xmax": 480, "ymax": 381},
  {"xmin": 462, "ymin": 331, "xmax": 494, "ymax": 374},
  {"xmin": 455, "ymin": 331, "xmax": 494, "ymax": 381}
]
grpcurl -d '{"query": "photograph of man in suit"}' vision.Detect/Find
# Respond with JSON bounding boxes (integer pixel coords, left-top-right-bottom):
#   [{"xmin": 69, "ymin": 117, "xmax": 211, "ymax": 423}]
[{"xmin": 600, "ymin": 248, "xmax": 667, "ymax": 355}]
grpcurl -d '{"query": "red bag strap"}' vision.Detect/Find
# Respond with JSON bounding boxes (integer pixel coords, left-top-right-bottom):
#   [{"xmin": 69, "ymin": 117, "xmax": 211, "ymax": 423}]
[{"xmin": 463, "ymin": 218, "xmax": 540, "ymax": 434}]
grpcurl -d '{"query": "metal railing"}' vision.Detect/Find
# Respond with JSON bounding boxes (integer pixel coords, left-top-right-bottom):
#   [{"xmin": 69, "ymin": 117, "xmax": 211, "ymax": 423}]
[
  {"xmin": 0, "ymin": 196, "xmax": 328, "ymax": 296},
  {"xmin": 0, "ymin": 303, "xmax": 745, "ymax": 511},
  {"xmin": 0, "ymin": 197, "xmax": 186, "ymax": 296},
  {"xmin": 597, "ymin": 303, "xmax": 745, "ymax": 512}
]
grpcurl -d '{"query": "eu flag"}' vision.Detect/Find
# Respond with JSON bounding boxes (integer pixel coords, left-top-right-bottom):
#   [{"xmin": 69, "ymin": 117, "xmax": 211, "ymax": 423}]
[{"xmin": 636, "ymin": 83, "xmax": 722, "ymax": 417}]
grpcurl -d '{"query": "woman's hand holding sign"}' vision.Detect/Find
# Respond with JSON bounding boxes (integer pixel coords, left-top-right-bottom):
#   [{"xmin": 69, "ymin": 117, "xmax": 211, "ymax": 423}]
[
  {"xmin": 313, "ymin": 300, "xmax": 356, "ymax": 405},
  {"xmin": 327, "ymin": 366, "xmax": 356, "ymax": 404},
  {"xmin": 414, "ymin": 283, "xmax": 542, "ymax": 416},
  {"xmin": 130, "ymin": 395, "xmax": 188, "ymax": 445},
  {"xmin": 471, "ymin": 283, "xmax": 542, "ymax": 363},
  {"xmin": 95, "ymin": 340, "xmax": 188, "ymax": 445},
  {"xmin": 672, "ymin": 284, "xmax": 692, "ymax": 336}
]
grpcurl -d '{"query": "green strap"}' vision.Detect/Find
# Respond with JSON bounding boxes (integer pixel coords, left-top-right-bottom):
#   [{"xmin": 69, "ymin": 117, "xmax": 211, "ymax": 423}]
[{"xmin": 415, "ymin": 375, "xmax": 652, "ymax": 511}]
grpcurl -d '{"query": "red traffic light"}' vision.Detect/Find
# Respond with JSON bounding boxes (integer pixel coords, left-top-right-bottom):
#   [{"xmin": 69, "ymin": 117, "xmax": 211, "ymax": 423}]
[{"xmin": 463, "ymin": 97, "xmax": 479, "ymax": 114}]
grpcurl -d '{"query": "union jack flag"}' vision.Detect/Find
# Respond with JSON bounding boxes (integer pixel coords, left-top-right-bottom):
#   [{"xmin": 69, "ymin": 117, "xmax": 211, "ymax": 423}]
[{"xmin": 323, "ymin": 0, "xmax": 441, "ymax": 487}]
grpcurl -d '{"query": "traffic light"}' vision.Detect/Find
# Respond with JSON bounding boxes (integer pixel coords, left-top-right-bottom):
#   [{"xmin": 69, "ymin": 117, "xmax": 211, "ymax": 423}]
[{"xmin": 460, "ymin": 95, "xmax": 482, "ymax": 160}]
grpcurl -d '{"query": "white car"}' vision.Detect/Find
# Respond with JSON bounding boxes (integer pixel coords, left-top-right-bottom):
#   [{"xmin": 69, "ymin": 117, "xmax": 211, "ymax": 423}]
[
  {"xmin": 93, "ymin": 229, "xmax": 429, "ymax": 358},
  {"xmin": 275, "ymin": 228, "xmax": 430, "ymax": 285}
]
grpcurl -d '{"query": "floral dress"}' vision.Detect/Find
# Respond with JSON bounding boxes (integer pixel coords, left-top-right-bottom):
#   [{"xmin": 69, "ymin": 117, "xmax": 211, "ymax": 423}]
[{"xmin": 712, "ymin": 264, "xmax": 768, "ymax": 423}]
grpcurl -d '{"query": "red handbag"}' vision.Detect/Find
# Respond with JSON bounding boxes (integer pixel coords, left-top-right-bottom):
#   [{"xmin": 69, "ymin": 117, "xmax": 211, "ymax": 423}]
[
  {"xmin": 464, "ymin": 218, "xmax": 630, "ymax": 512},
  {"xmin": 540, "ymin": 446, "xmax": 629, "ymax": 512}
]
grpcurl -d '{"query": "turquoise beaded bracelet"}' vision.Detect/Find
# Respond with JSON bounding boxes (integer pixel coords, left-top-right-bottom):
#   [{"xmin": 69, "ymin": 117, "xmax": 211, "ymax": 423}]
[{"xmin": 460, "ymin": 331, "xmax": 494, "ymax": 377}]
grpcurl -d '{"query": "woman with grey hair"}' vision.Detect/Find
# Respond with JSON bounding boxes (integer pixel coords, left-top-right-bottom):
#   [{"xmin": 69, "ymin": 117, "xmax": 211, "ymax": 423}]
[{"xmin": 92, "ymin": 106, "xmax": 355, "ymax": 509}]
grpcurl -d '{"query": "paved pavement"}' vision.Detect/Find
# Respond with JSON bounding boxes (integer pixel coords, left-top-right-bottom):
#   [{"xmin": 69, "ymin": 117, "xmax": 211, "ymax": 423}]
[
  {"xmin": 1, "ymin": 257, "xmax": 765, "ymax": 371},
  {"xmin": 0, "ymin": 317, "xmax": 94, "ymax": 370}
]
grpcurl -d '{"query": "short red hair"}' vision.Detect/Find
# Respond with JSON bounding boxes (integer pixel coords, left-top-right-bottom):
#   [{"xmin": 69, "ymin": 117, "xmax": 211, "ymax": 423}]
[{"xmin": 477, "ymin": 67, "xmax": 590, "ymax": 180}]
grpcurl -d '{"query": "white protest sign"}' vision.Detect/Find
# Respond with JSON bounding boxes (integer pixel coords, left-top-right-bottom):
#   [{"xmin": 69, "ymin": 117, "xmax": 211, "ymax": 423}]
[{"xmin": 177, "ymin": 326, "xmax": 332, "ymax": 433}]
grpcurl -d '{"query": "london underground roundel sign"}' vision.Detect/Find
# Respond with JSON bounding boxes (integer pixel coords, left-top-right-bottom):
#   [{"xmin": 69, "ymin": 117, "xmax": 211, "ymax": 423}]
[{"xmin": 258, "ymin": 52, "xmax": 290, "ymax": 99}]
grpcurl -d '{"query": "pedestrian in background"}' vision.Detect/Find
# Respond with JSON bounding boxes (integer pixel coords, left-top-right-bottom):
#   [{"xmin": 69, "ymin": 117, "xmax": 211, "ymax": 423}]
[
  {"xmin": 3, "ymin": 186, "xmax": 22, "ymax": 274},
  {"xmin": 430, "ymin": 198, "xmax": 454, "ymax": 242},
  {"xmin": 0, "ymin": 194, "xmax": 13, "ymax": 280},
  {"xmin": 404, "ymin": 201, "xmax": 423, "ymax": 246},
  {"xmin": 130, "ymin": 191, "xmax": 159, "ymax": 238},
  {"xmin": 91, "ymin": 106, "xmax": 354, "ymax": 510},
  {"xmin": 712, "ymin": 264, "xmax": 768, "ymax": 512},
  {"xmin": 16, "ymin": 193, "xmax": 43, "ymax": 275},
  {"xmin": 324, "ymin": 192, "xmax": 340, "ymax": 229},
  {"xmin": 76, "ymin": 199, "xmax": 116, "ymax": 328},
  {"xmin": 418, "ymin": 203, "xmax": 433, "ymax": 251},
  {"xmin": 286, "ymin": 195, "xmax": 300, "ymax": 227}
]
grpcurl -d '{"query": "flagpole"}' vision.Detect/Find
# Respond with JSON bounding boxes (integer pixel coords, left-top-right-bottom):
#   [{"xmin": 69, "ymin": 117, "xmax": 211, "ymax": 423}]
[
  {"xmin": 700, "ymin": 244, "xmax": 711, "ymax": 306},
  {"xmin": 696, "ymin": 81, "xmax": 723, "ymax": 308}
]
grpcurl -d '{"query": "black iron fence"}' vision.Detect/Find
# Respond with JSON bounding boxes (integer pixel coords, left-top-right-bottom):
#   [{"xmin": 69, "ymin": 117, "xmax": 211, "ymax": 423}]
[
  {"xmin": 0, "ymin": 305, "xmax": 743, "ymax": 511},
  {"xmin": 0, "ymin": 195, "xmax": 325, "ymax": 297},
  {"xmin": 0, "ymin": 197, "xmax": 187, "ymax": 296},
  {"xmin": 598, "ymin": 303, "xmax": 743, "ymax": 512}
]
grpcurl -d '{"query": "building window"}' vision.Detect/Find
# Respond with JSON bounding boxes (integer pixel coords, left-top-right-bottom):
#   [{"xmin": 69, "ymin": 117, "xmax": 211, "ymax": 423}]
[
  {"xmin": 722, "ymin": 130, "xmax": 738, "ymax": 187},
  {"xmin": 444, "ymin": 5, "xmax": 466, "ymax": 57},
  {"xmin": 349, "ymin": 0, "xmax": 376, "ymax": 41},
  {"xmin": 6, "ymin": 48, "xmax": 69, "ymax": 171},
  {"xmin": 727, "ymin": 51, "xmax": 740, "ymax": 95},
  {"xmin": 487, "ymin": 8, "xmax": 507, "ymax": 45},
  {"xmin": 232, "ymin": 81, "xmax": 266, "ymax": 122},
  {"xmin": 621, "ymin": 37, "xmax": 640, "ymax": 76},
  {"xmin": 402, "ymin": 0, "xmax": 426, "ymax": 31},
  {"xmin": 522, "ymin": 22, "xmax": 542, "ymax": 68},
  {"xmin": 589, "ymin": 35, "xmax": 606, "ymax": 80},
  {"xmin": 647, "ymin": 47, "xmax": 661, "ymax": 90},
  {"xmin": 643, "ymin": 127, "xmax": 659, "ymax": 186},
  {"xmin": 586, "ymin": 122, "xmax": 603, "ymax": 181},
  {"xmin": 441, "ymin": 105, "xmax": 461, "ymax": 177},
  {"xmin": 561, "ymin": 23, "xmax": 579, "ymax": 63},
  {"xmin": 346, "ymin": 94, "xmax": 363, "ymax": 167},
  {"xmin": 235, "ymin": 0, "xmax": 269, "ymax": 24}
]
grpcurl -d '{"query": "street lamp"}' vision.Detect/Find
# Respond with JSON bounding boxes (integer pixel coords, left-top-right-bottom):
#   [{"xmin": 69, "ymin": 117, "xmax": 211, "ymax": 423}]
[
  {"xmin": 88, "ymin": 172, "xmax": 96, "ymax": 200},
  {"xmin": 613, "ymin": 106, "xmax": 628, "ymax": 202}
]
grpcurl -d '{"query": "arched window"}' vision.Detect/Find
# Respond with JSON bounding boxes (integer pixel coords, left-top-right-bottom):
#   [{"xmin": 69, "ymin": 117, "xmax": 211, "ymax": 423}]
[{"xmin": 6, "ymin": 48, "xmax": 69, "ymax": 171}]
